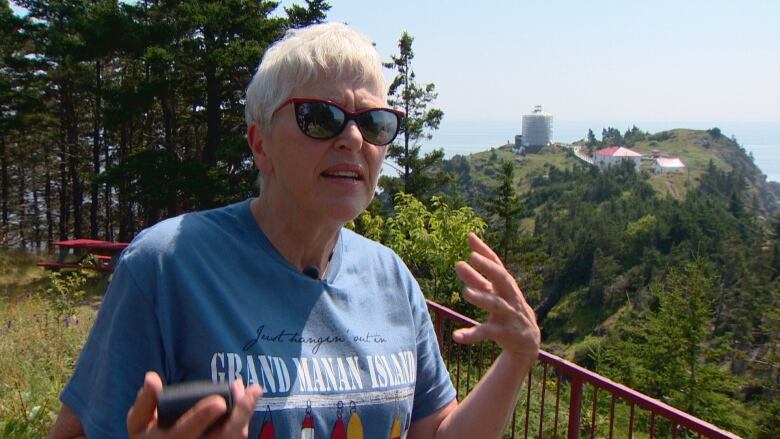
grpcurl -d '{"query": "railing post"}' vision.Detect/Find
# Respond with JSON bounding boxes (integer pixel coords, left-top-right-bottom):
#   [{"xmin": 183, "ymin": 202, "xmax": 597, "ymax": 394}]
[{"xmin": 567, "ymin": 376, "xmax": 583, "ymax": 439}]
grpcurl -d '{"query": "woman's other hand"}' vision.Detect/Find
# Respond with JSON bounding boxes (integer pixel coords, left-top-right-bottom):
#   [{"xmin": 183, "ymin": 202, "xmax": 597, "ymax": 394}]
[
  {"xmin": 126, "ymin": 372, "xmax": 262, "ymax": 439},
  {"xmin": 453, "ymin": 233, "xmax": 541, "ymax": 359}
]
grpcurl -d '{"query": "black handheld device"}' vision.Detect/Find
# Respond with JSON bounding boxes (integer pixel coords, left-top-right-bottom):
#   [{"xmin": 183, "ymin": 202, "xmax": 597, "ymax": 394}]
[{"xmin": 157, "ymin": 381, "xmax": 233, "ymax": 429}]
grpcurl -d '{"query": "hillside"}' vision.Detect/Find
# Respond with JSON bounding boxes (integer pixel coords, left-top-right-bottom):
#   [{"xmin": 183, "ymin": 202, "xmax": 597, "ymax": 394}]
[
  {"xmin": 441, "ymin": 143, "xmax": 577, "ymax": 206},
  {"xmin": 432, "ymin": 127, "xmax": 780, "ymax": 436},
  {"xmin": 621, "ymin": 129, "xmax": 778, "ymax": 215},
  {"xmin": 440, "ymin": 128, "xmax": 778, "ymax": 217},
  {"xmin": 439, "ymin": 126, "xmax": 779, "ymax": 343}
]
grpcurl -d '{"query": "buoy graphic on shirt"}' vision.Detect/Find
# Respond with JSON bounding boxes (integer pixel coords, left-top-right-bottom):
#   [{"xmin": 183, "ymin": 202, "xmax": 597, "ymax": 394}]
[
  {"xmin": 346, "ymin": 401, "xmax": 364, "ymax": 439},
  {"xmin": 259, "ymin": 406, "xmax": 275, "ymax": 439},
  {"xmin": 389, "ymin": 417, "xmax": 401, "ymax": 439},
  {"xmin": 330, "ymin": 401, "xmax": 346, "ymax": 439},
  {"xmin": 301, "ymin": 402, "xmax": 315, "ymax": 439}
]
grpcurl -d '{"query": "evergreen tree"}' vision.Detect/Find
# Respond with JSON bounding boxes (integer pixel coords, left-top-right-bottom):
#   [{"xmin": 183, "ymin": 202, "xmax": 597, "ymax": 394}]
[
  {"xmin": 602, "ymin": 260, "xmax": 749, "ymax": 433},
  {"xmin": 0, "ymin": 0, "xmax": 29, "ymax": 243},
  {"xmin": 16, "ymin": 0, "xmax": 94, "ymax": 240},
  {"xmin": 172, "ymin": 0, "xmax": 285, "ymax": 205},
  {"xmin": 623, "ymin": 125, "xmax": 647, "ymax": 146},
  {"xmin": 756, "ymin": 285, "xmax": 780, "ymax": 438},
  {"xmin": 586, "ymin": 128, "xmax": 598, "ymax": 153},
  {"xmin": 601, "ymin": 126, "xmax": 623, "ymax": 146},
  {"xmin": 284, "ymin": 0, "xmax": 330, "ymax": 28},
  {"xmin": 0, "ymin": 0, "xmax": 309, "ymax": 245},
  {"xmin": 484, "ymin": 160, "xmax": 523, "ymax": 261},
  {"xmin": 380, "ymin": 31, "xmax": 447, "ymax": 200}
]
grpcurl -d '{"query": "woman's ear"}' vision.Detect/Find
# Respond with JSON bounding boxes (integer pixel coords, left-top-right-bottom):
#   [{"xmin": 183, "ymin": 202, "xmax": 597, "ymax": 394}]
[{"xmin": 248, "ymin": 123, "xmax": 274, "ymax": 175}]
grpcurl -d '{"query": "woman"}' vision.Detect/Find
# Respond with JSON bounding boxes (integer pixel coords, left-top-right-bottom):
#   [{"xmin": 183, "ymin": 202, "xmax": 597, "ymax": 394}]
[{"xmin": 49, "ymin": 23, "xmax": 539, "ymax": 439}]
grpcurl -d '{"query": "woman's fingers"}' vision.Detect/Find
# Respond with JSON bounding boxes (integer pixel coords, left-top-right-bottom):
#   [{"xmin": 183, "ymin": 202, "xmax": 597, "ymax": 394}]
[
  {"xmin": 462, "ymin": 287, "xmax": 512, "ymax": 316},
  {"xmin": 466, "ymin": 232, "xmax": 503, "ymax": 266},
  {"xmin": 468, "ymin": 252, "xmax": 522, "ymax": 303},
  {"xmin": 458, "ymin": 251, "xmax": 532, "ymax": 320},
  {"xmin": 453, "ymin": 313, "xmax": 540, "ymax": 355},
  {"xmin": 168, "ymin": 395, "xmax": 228, "ymax": 439},
  {"xmin": 127, "ymin": 373, "xmax": 260, "ymax": 439},
  {"xmin": 460, "ymin": 234, "xmax": 515, "ymax": 294},
  {"xmin": 452, "ymin": 324, "xmax": 492, "ymax": 345},
  {"xmin": 127, "ymin": 372, "xmax": 163, "ymax": 436},
  {"xmin": 456, "ymin": 235, "xmax": 513, "ymax": 293},
  {"xmin": 455, "ymin": 261, "xmax": 492, "ymax": 292},
  {"xmin": 210, "ymin": 381, "xmax": 263, "ymax": 438},
  {"xmin": 464, "ymin": 245, "xmax": 536, "ymax": 320}
]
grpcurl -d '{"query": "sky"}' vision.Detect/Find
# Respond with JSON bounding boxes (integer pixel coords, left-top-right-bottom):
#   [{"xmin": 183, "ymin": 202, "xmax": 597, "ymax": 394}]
[
  {"xmin": 276, "ymin": 0, "xmax": 780, "ymax": 124},
  {"xmin": 10, "ymin": 0, "xmax": 779, "ymax": 126}
]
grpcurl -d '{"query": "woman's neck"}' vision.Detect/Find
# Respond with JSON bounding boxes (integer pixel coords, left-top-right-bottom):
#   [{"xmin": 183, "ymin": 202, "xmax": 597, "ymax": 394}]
[{"xmin": 250, "ymin": 197, "xmax": 339, "ymax": 273}]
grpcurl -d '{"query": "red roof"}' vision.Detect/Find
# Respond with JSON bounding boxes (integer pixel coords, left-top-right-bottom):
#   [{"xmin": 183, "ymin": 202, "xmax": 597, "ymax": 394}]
[{"xmin": 593, "ymin": 146, "xmax": 642, "ymax": 157}]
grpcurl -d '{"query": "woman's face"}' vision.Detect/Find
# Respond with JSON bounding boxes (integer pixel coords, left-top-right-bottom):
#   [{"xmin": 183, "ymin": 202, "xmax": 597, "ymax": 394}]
[{"xmin": 249, "ymin": 77, "xmax": 387, "ymax": 226}]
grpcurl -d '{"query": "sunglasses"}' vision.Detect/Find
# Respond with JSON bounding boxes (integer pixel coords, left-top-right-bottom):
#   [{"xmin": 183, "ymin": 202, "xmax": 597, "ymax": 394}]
[{"xmin": 272, "ymin": 98, "xmax": 404, "ymax": 146}]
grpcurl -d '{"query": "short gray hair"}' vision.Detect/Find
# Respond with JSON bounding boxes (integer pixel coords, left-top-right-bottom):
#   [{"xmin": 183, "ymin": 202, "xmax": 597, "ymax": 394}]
[{"xmin": 245, "ymin": 22, "xmax": 387, "ymax": 129}]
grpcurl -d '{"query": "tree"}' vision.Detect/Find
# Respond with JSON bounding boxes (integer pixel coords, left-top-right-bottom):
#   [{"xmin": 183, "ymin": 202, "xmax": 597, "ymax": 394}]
[
  {"xmin": 285, "ymin": 0, "xmax": 330, "ymax": 28},
  {"xmin": 381, "ymin": 32, "xmax": 448, "ymax": 200},
  {"xmin": 623, "ymin": 125, "xmax": 646, "ymax": 146},
  {"xmin": 15, "ymin": 0, "xmax": 95, "ymax": 241},
  {"xmin": 355, "ymin": 193, "xmax": 485, "ymax": 312},
  {"xmin": 0, "ymin": 0, "xmax": 307, "ymax": 247},
  {"xmin": 601, "ymin": 127, "xmax": 623, "ymax": 146},
  {"xmin": 707, "ymin": 127, "xmax": 723, "ymax": 139},
  {"xmin": 0, "ymin": 0, "xmax": 29, "ymax": 243},
  {"xmin": 602, "ymin": 260, "xmax": 749, "ymax": 433},
  {"xmin": 172, "ymin": 0, "xmax": 285, "ymax": 206},
  {"xmin": 586, "ymin": 129, "xmax": 597, "ymax": 151},
  {"xmin": 483, "ymin": 160, "xmax": 523, "ymax": 261},
  {"xmin": 756, "ymin": 286, "xmax": 780, "ymax": 439}
]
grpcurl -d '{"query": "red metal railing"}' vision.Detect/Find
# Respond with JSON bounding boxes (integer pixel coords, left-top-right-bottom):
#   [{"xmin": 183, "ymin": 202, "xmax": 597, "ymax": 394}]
[{"xmin": 426, "ymin": 300, "xmax": 742, "ymax": 439}]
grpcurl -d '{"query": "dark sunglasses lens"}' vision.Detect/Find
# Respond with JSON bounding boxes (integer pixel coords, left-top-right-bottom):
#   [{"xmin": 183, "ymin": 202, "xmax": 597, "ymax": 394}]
[
  {"xmin": 356, "ymin": 110, "xmax": 400, "ymax": 146},
  {"xmin": 295, "ymin": 102, "xmax": 345, "ymax": 138}
]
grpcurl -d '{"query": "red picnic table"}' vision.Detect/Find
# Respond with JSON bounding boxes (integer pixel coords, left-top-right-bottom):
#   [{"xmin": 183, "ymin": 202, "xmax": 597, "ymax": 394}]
[{"xmin": 37, "ymin": 239, "xmax": 129, "ymax": 273}]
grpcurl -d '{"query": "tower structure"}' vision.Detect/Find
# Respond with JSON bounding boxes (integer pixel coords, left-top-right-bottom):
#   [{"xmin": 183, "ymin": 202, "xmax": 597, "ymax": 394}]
[{"xmin": 521, "ymin": 105, "xmax": 553, "ymax": 149}]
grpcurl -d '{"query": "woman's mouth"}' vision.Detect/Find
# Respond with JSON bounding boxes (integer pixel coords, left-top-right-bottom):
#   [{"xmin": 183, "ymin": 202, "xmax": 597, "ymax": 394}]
[{"xmin": 322, "ymin": 170, "xmax": 362, "ymax": 181}]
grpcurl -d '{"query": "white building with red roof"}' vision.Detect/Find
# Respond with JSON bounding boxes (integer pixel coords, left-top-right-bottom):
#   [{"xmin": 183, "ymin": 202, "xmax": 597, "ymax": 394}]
[
  {"xmin": 592, "ymin": 146, "xmax": 643, "ymax": 170},
  {"xmin": 653, "ymin": 157, "xmax": 686, "ymax": 173}
]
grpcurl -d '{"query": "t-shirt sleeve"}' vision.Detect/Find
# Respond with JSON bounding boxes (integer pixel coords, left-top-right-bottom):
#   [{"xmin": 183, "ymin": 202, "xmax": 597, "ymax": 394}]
[
  {"xmin": 409, "ymin": 278, "xmax": 457, "ymax": 422},
  {"xmin": 60, "ymin": 255, "xmax": 166, "ymax": 439}
]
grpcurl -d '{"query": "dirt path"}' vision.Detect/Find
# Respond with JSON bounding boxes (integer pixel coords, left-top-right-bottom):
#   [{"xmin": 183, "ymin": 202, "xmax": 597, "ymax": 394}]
[{"xmin": 665, "ymin": 179, "xmax": 680, "ymax": 200}]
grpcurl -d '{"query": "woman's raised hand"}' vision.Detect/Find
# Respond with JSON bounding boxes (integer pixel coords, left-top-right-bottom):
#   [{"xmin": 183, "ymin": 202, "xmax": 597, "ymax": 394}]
[{"xmin": 453, "ymin": 233, "xmax": 541, "ymax": 359}]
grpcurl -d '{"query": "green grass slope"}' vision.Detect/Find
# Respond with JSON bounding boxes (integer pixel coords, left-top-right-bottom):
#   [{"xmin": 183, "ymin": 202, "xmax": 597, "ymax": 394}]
[{"xmin": 441, "ymin": 129, "xmax": 777, "ymax": 216}]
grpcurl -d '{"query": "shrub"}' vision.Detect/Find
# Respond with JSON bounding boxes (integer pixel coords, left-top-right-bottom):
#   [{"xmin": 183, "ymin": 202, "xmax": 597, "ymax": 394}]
[
  {"xmin": 38, "ymin": 271, "xmax": 86, "ymax": 322},
  {"xmin": 1, "ymin": 262, "xmax": 96, "ymax": 437},
  {"xmin": 0, "ymin": 294, "xmax": 95, "ymax": 437}
]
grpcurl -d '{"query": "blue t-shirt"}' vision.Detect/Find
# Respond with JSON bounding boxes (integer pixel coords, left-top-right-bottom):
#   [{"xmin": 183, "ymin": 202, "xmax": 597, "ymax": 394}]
[{"xmin": 61, "ymin": 199, "xmax": 456, "ymax": 438}]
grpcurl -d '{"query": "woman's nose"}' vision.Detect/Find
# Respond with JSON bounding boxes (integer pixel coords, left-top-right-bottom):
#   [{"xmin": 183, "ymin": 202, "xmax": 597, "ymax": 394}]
[{"xmin": 335, "ymin": 120, "xmax": 364, "ymax": 152}]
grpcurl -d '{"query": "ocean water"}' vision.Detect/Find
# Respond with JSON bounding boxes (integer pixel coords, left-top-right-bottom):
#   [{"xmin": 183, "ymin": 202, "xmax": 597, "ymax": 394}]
[{"xmin": 416, "ymin": 120, "xmax": 780, "ymax": 182}]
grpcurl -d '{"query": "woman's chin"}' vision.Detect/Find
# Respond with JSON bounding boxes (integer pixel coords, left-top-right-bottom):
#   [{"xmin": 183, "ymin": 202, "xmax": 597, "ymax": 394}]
[{"xmin": 321, "ymin": 202, "xmax": 368, "ymax": 225}]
